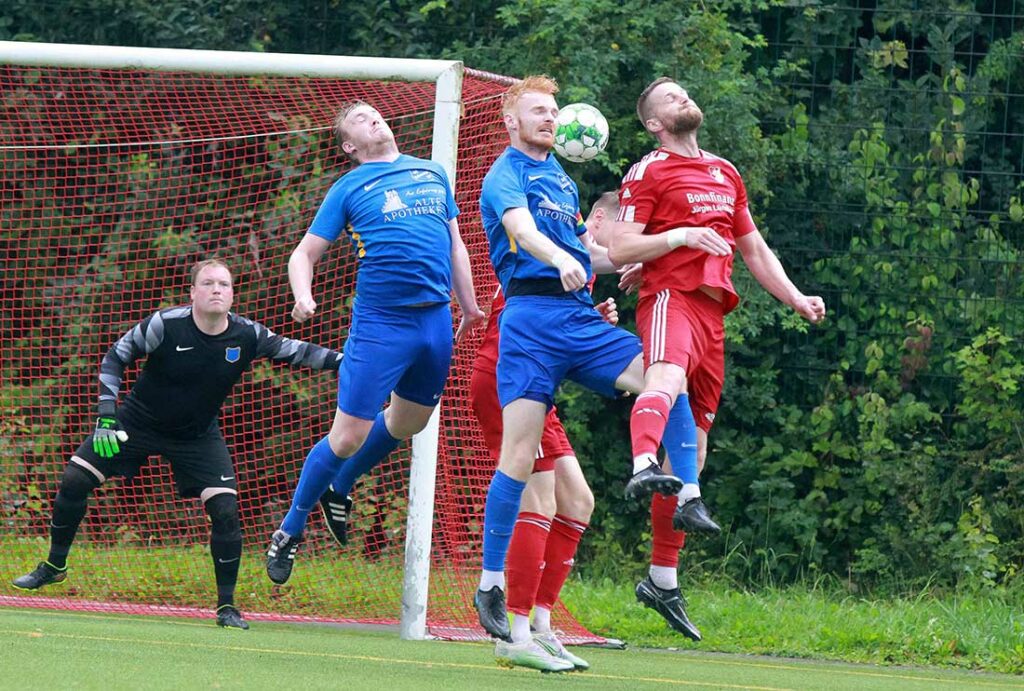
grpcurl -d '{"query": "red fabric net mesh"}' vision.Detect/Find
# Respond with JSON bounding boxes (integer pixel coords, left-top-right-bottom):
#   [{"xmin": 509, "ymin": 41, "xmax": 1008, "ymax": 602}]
[{"xmin": 0, "ymin": 65, "xmax": 602, "ymax": 644}]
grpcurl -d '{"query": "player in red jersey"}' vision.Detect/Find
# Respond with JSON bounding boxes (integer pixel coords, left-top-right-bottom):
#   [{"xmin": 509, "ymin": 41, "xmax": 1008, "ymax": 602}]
[
  {"xmin": 610, "ymin": 77, "xmax": 826, "ymax": 637},
  {"xmin": 469, "ymin": 191, "xmax": 629, "ymax": 670}
]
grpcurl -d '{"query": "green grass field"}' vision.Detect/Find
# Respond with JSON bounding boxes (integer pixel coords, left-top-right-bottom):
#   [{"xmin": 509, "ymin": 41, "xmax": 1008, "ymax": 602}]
[
  {"xmin": 5, "ymin": 537, "xmax": 1024, "ymax": 678},
  {"xmin": 3, "ymin": 607, "xmax": 1023, "ymax": 690}
]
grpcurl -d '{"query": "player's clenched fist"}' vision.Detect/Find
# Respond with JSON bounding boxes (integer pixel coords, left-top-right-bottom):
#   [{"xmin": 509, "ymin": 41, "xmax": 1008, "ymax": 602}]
[
  {"xmin": 793, "ymin": 294, "xmax": 826, "ymax": 324},
  {"xmin": 551, "ymin": 249, "xmax": 587, "ymax": 292},
  {"xmin": 291, "ymin": 296, "xmax": 317, "ymax": 323}
]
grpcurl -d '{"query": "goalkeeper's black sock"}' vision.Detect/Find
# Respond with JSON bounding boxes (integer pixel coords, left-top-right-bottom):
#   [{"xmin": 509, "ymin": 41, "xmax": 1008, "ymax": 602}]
[
  {"xmin": 216, "ymin": 584, "xmax": 236, "ymax": 609},
  {"xmin": 206, "ymin": 493, "xmax": 242, "ymax": 609},
  {"xmin": 47, "ymin": 464, "xmax": 98, "ymax": 569}
]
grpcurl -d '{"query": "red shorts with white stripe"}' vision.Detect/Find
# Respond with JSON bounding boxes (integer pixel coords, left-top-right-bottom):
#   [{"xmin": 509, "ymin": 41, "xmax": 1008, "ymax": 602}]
[
  {"xmin": 469, "ymin": 365, "xmax": 574, "ymax": 473},
  {"xmin": 637, "ymin": 288, "xmax": 726, "ymax": 433}
]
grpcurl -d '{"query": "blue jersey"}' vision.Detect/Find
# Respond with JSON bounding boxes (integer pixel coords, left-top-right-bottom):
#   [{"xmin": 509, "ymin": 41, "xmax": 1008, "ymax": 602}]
[
  {"xmin": 479, "ymin": 147, "xmax": 592, "ymax": 304},
  {"xmin": 308, "ymin": 154, "xmax": 459, "ymax": 307}
]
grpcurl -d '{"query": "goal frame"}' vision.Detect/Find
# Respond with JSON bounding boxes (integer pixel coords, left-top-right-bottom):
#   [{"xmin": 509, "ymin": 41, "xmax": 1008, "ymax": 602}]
[{"xmin": 0, "ymin": 39, "xmax": 463, "ymax": 641}]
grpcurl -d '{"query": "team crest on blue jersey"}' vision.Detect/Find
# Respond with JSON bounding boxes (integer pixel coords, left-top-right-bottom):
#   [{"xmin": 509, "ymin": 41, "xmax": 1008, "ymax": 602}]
[
  {"xmin": 556, "ymin": 172, "xmax": 573, "ymax": 191},
  {"xmin": 409, "ymin": 170, "xmax": 433, "ymax": 182},
  {"xmin": 225, "ymin": 346, "xmax": 241, "ymax": 363}
]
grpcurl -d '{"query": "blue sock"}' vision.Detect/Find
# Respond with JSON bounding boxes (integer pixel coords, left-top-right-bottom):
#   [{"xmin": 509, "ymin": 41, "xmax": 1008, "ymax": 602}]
[
  {"xmin": 481, "ymin": 470, "xmax": 527, "ymax": 573},
  {"xmin": 663, "ymin": 394, "xmax": 700, "ymax": 486},
  {"xmin": 281, "ymin": 437, "xmax": 346, "ymax": 536},
  {"xmin": 329, "ymin": 412, "xmax": 400, "ymax": 497}
]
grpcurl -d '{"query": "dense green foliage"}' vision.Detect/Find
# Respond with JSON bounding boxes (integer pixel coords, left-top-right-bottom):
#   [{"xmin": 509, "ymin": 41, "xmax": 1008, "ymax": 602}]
[{"xmin": 3, "ymin": 0, "xmax": 1022, "ymax": 592}]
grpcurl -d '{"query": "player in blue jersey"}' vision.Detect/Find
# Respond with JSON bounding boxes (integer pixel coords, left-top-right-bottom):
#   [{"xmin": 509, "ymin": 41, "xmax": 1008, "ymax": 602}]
[
  {"xmin": 265, "ymin": 101, "xmax": 484, "ymax": 584},
  {"xmin": 473, "ymin": 76, "xmax": 696, "ymax": 672}
]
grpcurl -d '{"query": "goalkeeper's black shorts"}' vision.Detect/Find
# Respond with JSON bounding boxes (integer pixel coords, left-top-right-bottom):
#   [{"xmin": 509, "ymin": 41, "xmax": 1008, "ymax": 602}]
[{"xmin": 71, "ymin": 418, "xmax": 236, "ymax": 498}]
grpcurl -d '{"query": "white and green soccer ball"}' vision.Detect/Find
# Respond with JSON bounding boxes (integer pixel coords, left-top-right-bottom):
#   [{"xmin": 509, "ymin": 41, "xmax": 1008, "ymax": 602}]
[{"xmin": 554, "ymin": 102, "xmax": 609, "ymax": 163}]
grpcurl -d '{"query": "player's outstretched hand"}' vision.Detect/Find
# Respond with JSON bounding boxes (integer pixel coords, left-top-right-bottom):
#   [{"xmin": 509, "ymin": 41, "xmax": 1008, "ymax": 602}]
[
  {"xmin": 456, "ymin": 305, "xmax": 487, "ymax": 343},
  {"xmin": 93, "ymin": 416, "xmax": 128, "ymax": 458},
  {"xmin": 291, "ymin": 296, "xmax": 317, "ymax": 323},
  {"xmin": 618, "ymin": 263, "xmax": 643, "ymax": 294},
  {"xmin": 793, "ymin": 294, "xmax": 826, "ymax": 324},
  {"xmin": 595, "ymin": 297, "xmax": 619, "ymax": 326},
  {"xmin": 551, "ymin": 250, "xmax": 587, "ymax": 292}
]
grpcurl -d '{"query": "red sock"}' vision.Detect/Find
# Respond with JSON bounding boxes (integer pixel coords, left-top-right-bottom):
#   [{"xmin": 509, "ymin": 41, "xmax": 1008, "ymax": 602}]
[
  {"xmin": 630, "ymin": 391, "xmax": 673, "ymax": 459},
  {"xmin": 650, "ymin": 494, "xmax": 686, "ymax": 568},
  {"xmin": 506, "ymin": 512, "xmax": 551, "ymax": 616},
  {"xmin": 534, "ymin": 514, "xmax": 588, "ymax": 610}
]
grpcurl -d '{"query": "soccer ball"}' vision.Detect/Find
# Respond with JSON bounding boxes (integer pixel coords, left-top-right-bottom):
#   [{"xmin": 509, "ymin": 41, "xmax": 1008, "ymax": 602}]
[{"xmin": 554, "ymin": 103, "xmax": 609, "ymax": 163}]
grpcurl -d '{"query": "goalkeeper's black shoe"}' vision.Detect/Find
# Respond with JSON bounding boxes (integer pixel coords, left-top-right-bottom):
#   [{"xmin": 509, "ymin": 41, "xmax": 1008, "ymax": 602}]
[
  {"xmin": 624, "ymin": 463, "xmax": 684, "ymax": 500},
  {"xmin": 216, "ymin": 605, "xmax": 249, "ymax": 630},
  {"xmin": 474, "ymin": 586, "xmax": 512, "ymax": 642},
  {"xmin": 319, "ymin": 485, "xmax": 353, "ymax": 546},
  {"xmin": 635, "ymin": 576, "xmax": 701, "ymax": 641},
  {"xmin": 12, "ymin": 561, "xmax": 67, "ymax": 590},
  {"xmin": 266, "ymin": 529, "xmax": 303, "ymax": 585},
  {"xmin": 673, "ymin": 498, "xmax": 722, "ymax": 534}
]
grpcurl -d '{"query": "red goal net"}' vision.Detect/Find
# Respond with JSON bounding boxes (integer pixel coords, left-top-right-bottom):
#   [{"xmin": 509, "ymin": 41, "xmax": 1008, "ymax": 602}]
[{"xmin": 0, "ymin": 59, "xmax": 602, "ymax": 643}]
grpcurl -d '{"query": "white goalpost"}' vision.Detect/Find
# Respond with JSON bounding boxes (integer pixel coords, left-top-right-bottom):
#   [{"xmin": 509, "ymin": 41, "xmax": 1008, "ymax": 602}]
[{"xmin": 0, "ymin": 39, "xmax": 462, "ymax": 641}]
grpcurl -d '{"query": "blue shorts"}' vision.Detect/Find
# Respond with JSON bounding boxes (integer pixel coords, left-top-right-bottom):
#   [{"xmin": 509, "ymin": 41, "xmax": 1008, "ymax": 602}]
[
  {"xmin": 338, "ymin": 302, "xmax": 453, "ymax": 419},
  {"xmin": 496, "ymin": 296, "xmax": 642, "ymax": 408}
]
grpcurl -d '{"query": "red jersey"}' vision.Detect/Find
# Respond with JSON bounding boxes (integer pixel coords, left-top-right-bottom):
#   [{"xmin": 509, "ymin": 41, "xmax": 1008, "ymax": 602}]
[
  {"xmin": 617, "ymin": 148, "xmax": 757, "ymax": 313},
  {"xmin": 473, "ymin": 287, "xmax": 505, "ymax": 375}
]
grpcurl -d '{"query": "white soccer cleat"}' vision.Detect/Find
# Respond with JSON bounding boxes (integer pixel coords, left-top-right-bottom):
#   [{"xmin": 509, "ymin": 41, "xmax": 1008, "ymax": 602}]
[
  {"xmin": 532, "ymin": 631, "xmax": 589, "ymax": 671},
  {"xmin": 494, "ymin": 638, "xmax": 575, "ymax": 673}
]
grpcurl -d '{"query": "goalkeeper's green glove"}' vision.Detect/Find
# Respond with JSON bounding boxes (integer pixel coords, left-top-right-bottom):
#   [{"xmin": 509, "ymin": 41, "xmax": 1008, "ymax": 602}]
[{"xmin": 93, "ymin": 409, "xmax": 128, "ymax": 458}]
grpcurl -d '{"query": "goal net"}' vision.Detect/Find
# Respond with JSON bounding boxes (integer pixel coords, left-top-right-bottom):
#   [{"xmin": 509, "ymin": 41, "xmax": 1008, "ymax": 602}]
[{"xmin": 0, "ymin": 44, "xmax": 603, "ymax": 644}]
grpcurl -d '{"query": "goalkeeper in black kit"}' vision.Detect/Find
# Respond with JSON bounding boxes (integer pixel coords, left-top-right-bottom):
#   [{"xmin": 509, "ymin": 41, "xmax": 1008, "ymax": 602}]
[{"xmin": 11, "ymin": 259, "xmax": 342, "ymax": 630}]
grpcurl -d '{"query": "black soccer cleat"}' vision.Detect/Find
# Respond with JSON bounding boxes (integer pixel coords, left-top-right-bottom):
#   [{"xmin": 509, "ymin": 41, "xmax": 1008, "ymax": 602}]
[
  {"xmin": 635, "ymin": 576, "xmax": 701, "ymax": 641},
  {"xmin": 624, "ymin": 463, "xmax": 684, "ymax": 500},
  {"xmin": 12, "ymin": 561, "xmax": 68, "ymax": 590},
  {"xmin": 266, "ymin": 529, "xmax": 303, "ymax": 585},
  {"xmin": 319, "ymin": 485, "xmax": 353, "ymax": 546},
  {"xmin": 216, "ymin": 604, "xmax": 250, "ymax": 630},
  {"xmin": 474, "ymin": 586, "xmax": 512, "ymax": 642},
  {"xmin": 673, "ymin": 498, "xmax": 722, "ymax": 534}
]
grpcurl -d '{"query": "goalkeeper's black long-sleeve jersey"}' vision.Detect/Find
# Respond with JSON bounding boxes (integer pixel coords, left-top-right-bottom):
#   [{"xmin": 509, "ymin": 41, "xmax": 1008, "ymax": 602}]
[{"xmin": 97, "ymin": 306, "xmax": 341, "ymax": 439}]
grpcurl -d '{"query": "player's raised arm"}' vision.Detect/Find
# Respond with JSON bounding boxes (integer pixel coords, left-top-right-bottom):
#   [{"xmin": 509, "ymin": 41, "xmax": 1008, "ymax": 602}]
[
  {"xmin": 501, "ymin": 207, "xmax": 587, "ymax": 291},
  {"xmin": 735, "ymin": 230, "xmax": 826, "ymax": 323},
  {"xmin": 449, "ymin": 218, "xmax": 485, "ymax": 342},
  {"xmin": 251, "ymin": 321, "xmax": 343, "ymax": 370},
  {"xmin": 287, "ymin": 233, "xmax": 333, "ymax": 323}
]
